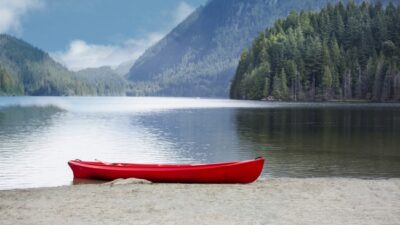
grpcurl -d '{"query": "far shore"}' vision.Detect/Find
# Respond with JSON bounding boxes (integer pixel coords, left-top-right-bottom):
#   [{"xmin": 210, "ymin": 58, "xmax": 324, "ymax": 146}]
[{"xmin": 1, "ymin": 178, "xmax": 399, "ymax": 225}]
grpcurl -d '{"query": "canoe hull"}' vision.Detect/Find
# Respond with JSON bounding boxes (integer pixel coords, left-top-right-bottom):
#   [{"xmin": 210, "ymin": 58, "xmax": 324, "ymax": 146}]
[{"xmin": 68, "ymin": 158, "xmax": 264, "ymax": 184}]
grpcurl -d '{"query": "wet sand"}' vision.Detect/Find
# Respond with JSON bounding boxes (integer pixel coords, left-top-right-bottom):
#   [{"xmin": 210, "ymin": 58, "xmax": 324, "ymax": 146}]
[{"xmin": 0, "ymin": 178, "xmax": 399, "ymax": 225}]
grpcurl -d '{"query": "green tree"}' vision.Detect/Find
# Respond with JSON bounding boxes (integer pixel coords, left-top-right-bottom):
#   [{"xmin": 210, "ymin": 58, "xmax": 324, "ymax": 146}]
[
  {"xmin": 322, "ymin": 66, "xmax": 333, "ymax": 99},
  {"xmin": 230, "ymin": 2, "xmax": 400, "ymax": 102},
  {"xmin": 272, "ymin": 69, "xmax": 288, "ymax": 100}
]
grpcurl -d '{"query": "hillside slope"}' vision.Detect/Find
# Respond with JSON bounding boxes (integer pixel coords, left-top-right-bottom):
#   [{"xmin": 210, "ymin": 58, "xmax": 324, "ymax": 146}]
[
  {"xmin": 0, "ymin": 34, "xmax": 129, "ymax": 96},
  {"xmin": 230, "ymin": 1, "xmax": 400, "ymax": 101},
  {"xmin": 127, "ymin": 0, "xmax": 391, "ymax": 97},
  {"xmin": 0, "ymin": 34, "xmax": 93, "ymax": 96},
  {"xmin": 76, "ymin": 67, "xmax": 127, "ymax": 96}
]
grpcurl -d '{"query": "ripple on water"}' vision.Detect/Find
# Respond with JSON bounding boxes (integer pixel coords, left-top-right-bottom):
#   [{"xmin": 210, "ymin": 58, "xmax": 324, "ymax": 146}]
[{"xmin": 0, "ymin": 97, "xmax": 400, "ymax": 189}]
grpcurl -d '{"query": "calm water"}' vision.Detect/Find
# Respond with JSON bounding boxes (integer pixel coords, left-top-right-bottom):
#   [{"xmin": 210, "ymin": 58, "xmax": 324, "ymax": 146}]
[{"xmin": 0, "ymin": 97, "xmax": 400, "ymax": 189}]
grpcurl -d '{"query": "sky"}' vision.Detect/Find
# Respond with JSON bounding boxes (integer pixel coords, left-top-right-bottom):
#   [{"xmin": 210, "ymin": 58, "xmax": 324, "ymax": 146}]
[{"xmin": 0, "ymin": 0, "xmax": 206, "ymax": 71}]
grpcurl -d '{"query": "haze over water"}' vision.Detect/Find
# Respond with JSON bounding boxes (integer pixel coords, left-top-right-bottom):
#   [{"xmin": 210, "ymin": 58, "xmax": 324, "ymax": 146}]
[{"xmin": 0, "ymin": 97, "xmax": 400, "ymax": 190}]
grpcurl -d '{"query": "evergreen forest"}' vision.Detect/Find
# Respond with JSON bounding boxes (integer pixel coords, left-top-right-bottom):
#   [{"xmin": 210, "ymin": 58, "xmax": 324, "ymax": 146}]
[{"xmin": 230, "ymin": 1, "xmax": 400, "ymax": 101}]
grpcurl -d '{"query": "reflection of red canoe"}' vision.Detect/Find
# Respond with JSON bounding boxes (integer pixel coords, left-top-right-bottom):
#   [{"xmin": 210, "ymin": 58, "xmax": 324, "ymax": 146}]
[{"xmin": 68, "ymin": 157, "xmax": 264, "ymax": 184}]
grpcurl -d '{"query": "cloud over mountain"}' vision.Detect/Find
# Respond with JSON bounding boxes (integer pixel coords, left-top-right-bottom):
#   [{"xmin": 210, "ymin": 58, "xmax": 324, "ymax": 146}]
[
  {"xmin": 51, "ymin": 33, "xmax": 163, "ymax": 71},
  {"xmin": 173, "ymin": 1, "xmax": 195, "ymax": 24},
  {"xmin": 51, "ymin": 1, "xmax": 194, "ymax": 71}
]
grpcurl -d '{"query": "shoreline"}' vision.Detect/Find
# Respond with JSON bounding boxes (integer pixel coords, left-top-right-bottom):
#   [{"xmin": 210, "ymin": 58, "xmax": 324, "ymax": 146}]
[{"xmin": 1, "ymin": 177, "xmax": 399, "ymax": 225}]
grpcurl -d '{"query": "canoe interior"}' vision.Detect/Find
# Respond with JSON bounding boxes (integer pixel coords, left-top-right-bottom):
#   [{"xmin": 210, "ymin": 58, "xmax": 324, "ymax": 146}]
[{"xmin": 72, "ymin": 160, "xmax": 241, "ymax": 168}]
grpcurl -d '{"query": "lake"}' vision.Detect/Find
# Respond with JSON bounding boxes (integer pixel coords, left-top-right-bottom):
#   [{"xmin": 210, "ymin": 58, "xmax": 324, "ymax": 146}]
[{"xmin": 0, "ymin": 97, "xmax": 400, "ymax": 189}]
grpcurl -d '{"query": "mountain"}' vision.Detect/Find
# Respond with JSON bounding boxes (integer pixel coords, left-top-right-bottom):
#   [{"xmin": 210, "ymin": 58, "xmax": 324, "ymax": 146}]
[
  {"xmin": 126, "ymin": 0, "xmax": 392, "ymax": 97},
  {"xmin": 113, "ymin": 60, "xmax": 135, "ymax": 76},
  {"xmin": 0, "ymin": 34, "xmax": 128, "ymax": 96},
  {"xmin": 76, "ymin": 66, "xmax": 127, "ymax": 96},
  {"xmin": 230, "ymin": 1, "xmax": 400, "ymax": 101},
  {"xmin": 0, "ymin": 34, "xmax": 94, "ymax": 96}
]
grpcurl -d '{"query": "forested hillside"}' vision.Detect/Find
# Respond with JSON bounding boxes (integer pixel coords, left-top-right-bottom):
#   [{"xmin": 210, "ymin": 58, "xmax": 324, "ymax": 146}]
[
  {"xmin": 0, "ymin": 34, "xmax": 127, "ymax": 96},
  {"xmin": 76, "ymin": 67, "xmax": 127, "ymax": 96},
  {"xmin": 0, "ymin": 34, "xmax": 92, "ymax": 95},
  {"xmin": 127, "ymin": 0, "xmax": 392, "ymax": 97},
  {"xmin": 230, "ymin": 2, "xmax": 400, "ymax": 101}
]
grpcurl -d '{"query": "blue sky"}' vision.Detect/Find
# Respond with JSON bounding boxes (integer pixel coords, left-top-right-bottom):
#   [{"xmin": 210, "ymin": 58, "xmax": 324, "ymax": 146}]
[{"xmin": 0, "ymin": 0, "xmax": 206, "ymax": 70}]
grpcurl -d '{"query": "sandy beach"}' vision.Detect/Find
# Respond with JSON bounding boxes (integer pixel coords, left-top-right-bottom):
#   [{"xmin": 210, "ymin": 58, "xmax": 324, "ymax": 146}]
[{"xmin": 0, "ymin": 178, "xmax": 399, "ymax": 225}]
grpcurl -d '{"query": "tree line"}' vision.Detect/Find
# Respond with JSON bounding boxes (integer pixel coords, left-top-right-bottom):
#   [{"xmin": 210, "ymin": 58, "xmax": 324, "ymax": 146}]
[
  {"xmin": 0, "ymin": 34, "xmax": 127, "ymax": 96},
  {"xmin": 230, "ymin": 1, "xmax": 400, "ymax": 101}
]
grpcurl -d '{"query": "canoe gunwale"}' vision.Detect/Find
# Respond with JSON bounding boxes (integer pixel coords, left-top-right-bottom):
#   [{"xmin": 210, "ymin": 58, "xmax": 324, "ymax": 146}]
[{"xmin": 68, "ymin": 158, "xmax": 260, "ymax": 171}]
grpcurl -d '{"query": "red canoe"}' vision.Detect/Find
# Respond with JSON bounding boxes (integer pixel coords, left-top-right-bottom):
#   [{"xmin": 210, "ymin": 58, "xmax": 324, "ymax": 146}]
[{"xmin": 68, "ymin": 157, "xmax": 264, "ymax": 184}]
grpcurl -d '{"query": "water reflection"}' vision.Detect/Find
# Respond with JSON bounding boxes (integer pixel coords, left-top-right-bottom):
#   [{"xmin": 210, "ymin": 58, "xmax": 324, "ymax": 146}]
[
  {"xmin": 0, "ymin": 105, "xmax": 65, "ymax": 158},
  {"xmin": 0, "ymin": 97, "xmax": 400, "ymax": 190},
  {"xmin": 0, "ymin": 105, "xmax": 66, "ymax": 189},
  {"xmin": 234, "ymin": 107, "xmax": 400, "ymax": 178},
  {"xmin": 0, "ymin": 105, "xmax": 185, "ymax": 189},
  {"xmin": 135, "ymin": 109, "xmax": 255, "ymax": 163}
]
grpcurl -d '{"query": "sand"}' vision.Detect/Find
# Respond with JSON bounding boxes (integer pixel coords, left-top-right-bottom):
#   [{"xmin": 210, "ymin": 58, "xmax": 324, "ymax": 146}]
[{"xmin": 0, "ymin": 178, "xmax": 399, "ymax": 225}]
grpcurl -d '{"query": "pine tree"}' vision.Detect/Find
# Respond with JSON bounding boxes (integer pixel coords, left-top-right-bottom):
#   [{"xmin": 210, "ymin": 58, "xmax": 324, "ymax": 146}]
[
  {"xmin": 230, "ymin": 2, "xmax": 400, "ymax": 102},
  {"xmin": 263, "ymin": 77, "xmax": 271, "ymax": 98},
  {"xmin": 230, "ymin": 50, "xmax": 249, "ymax": 99},
  {"xmin": 343, "ymin": 70, "xmax": 352, "ymax": 100},
  {"xmin": 373, "ymin": 56, "xmax": 385, "ymax": 101},
  {"xmin": 271, "ymin": 69, "xmax": 289, "ymax": 100},
  {"xmin": 286, "ymin": 60, "xmax": 299, "ymax": 101},
  {"xmin": 354, "ymin": 63, "xmax": 363, "ymax": 99},
  {"xmin": 272, "ymin": 73, "xmax": 281, "ymax": 100},
  {"xmin": 322, "ymin": 65, "xmax": 333, "ymax": 99},
  {"xmin": 381, "ymin": 65, "xmax": 393, "ymax": 100},
  {"xmin": 0, "ymin": 65, "xmax": 20, "ymax": 95},
  {"xmin": 394, "ymin": 72, "xmax": 400, "ymax": 100},
  {"xmin": 280, "ymin": 69, "xmax": 289, "ymax": 100}
]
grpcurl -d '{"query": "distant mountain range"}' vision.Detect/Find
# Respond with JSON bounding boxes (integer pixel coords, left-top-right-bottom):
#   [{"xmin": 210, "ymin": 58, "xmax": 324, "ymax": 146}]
[
  {"xmin": 126, "ymin": 0, "xmax": 393, "ymax": 97},
  {"xmin": 1, "ymin": 0, "xmax": 396, "ymax": 98},
  {"xmin": 0, "ymin": 34, "xmax": 126, "ymax": 96}
]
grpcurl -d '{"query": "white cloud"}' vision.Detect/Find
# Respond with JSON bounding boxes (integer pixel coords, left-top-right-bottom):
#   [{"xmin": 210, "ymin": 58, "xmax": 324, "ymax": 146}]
[
  {"xmin": 173, "ymin": 2, "xmax": 195, "ymax": 25},
  {"xmin": 0, "ymin": 0, "xmax": 44, "ymax": 33},
  {"xmin": 51, "ymin": 32, "xmax": 164, "ymax": 71},
  {"xmin": 51, "ymin": 1, "xmax": 195, "ymax": 71}
]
